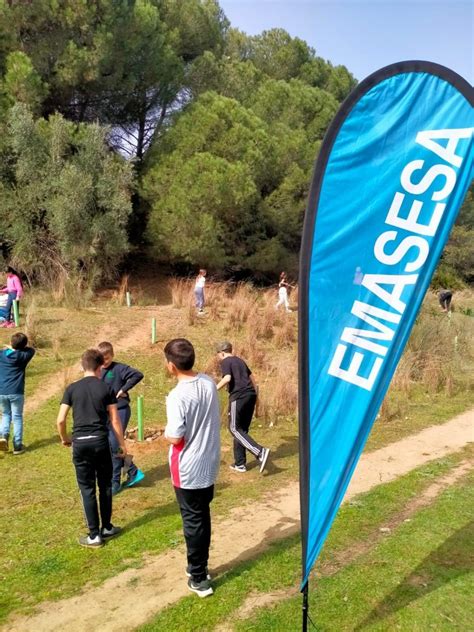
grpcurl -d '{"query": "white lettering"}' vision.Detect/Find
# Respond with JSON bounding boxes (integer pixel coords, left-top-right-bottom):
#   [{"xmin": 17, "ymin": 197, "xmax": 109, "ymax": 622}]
[
  {"xmin": 340, "ymin": 300, "xmax": 400, "ymax": 356},
  {"xmin": 361, "ymin": 273, "xmax": 418, "ymax": 314},
  {"xmin": 374, "ymin": 231, "xmax": 429, "ymax": 272},
  {"xmin": 328, "ymin": 344, "xmax": 383, "ymax": 391},
  {"xmin": 401, "ymin": 160, "xmax": 457, "ymax": 201},
  {"xmin": 415, "ymin": 128, "xmax": 472, "ymax": 168},
  {"xmin": 386, "ymin": 192, "xmax": 445, "ymax": 237}
]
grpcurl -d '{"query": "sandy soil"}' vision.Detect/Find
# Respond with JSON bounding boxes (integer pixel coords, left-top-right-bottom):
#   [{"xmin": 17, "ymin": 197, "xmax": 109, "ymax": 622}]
[{"xmin": 7, "ymin": 407, "xmax": 473, "ymax": 632}]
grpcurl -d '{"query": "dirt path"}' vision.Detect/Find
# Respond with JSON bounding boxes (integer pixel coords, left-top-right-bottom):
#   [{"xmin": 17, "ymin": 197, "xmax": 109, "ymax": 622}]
[
  {"xmin": 24, "ymin": 308, "xmax": 160, "ymax": 415},
  {"xmin": 214, "ymin": 458, "xmax": 473, "ymax": 632},
  {"xmin": 8, "ymin": 407, "xmax": 473, "ymax": 632}
]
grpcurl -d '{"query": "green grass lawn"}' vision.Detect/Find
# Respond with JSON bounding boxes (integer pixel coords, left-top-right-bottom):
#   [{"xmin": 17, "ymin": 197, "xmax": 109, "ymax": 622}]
[
  {"xmin": 0, "ymin": 295, "xmax": 472, "ymax": 627},
  {"xmin": 139, "ymin": 450, "xmax": 473, "ymax": 631}
]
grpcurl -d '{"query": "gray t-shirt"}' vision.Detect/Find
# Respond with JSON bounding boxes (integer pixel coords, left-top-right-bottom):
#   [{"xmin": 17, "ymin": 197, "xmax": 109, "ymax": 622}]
[{"xmin": 165, "ymin": 373, "xmax": 221, "ymax": 489}]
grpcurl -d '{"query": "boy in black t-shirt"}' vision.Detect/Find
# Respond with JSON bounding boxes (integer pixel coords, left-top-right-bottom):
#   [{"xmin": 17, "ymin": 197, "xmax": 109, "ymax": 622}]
[
  {"xmin": 216, "ymin": 341, "xmax": 270, "ymax": 473},
  {"xmin": 57, "ymin": 349, "xmax": 127, "ymax": 548}
]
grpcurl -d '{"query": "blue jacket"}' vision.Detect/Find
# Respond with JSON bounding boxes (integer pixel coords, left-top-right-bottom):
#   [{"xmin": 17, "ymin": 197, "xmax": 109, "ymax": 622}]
[
  {"xmin": 0, "ymin": 347, "xmax": 35, "ymax": 395},
  {"xmin": 100, "ymin": 361, "xmax": 144, "ymax": 409}
]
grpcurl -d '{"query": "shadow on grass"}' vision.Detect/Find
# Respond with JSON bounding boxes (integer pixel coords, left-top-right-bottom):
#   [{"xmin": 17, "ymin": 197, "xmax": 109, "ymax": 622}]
[
  {"xmin": 125, "ymin": 499, "xmax": 180, "ymax": 533},
  {"xmin": 141, "ymin": 462, "xmax": 170, "ymax": 486},
  {"xmin": 271, "ymin": 434, "xmax": 299, "ymax": 461},
  {"xmin": 355, "ymin": 520, "xmax": 474, "ymax": 630},
  {"xmin": 125, "ymin": 482, "xmax": 230, "ymax": 534},
  {"xmin": 27, "ymin": 435, "xmax": 60, "ymax": 451}
]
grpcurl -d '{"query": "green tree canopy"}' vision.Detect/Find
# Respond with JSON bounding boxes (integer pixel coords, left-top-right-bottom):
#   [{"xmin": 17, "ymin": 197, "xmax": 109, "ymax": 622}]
[{"xmin": 0, "ymin": 104, "xmax": 133, "ymax": 288}]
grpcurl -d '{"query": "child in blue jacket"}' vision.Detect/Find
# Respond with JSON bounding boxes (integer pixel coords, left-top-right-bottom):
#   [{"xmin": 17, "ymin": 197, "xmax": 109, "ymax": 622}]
[{"xmin": 98, "ymin": 341, "xmax": 145, "ymax": 494}]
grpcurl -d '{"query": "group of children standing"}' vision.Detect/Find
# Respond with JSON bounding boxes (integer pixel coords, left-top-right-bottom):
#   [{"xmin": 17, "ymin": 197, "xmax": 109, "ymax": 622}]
[{"xmin": 1, "ymin": 327, "xmax": 270, "ymax": 599}]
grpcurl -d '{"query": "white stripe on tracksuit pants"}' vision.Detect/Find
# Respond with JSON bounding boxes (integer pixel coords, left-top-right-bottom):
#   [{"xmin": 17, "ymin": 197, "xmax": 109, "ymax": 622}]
[{"xmin": 229, "ymin": 394, "xmax": 263, "ymax": 466}]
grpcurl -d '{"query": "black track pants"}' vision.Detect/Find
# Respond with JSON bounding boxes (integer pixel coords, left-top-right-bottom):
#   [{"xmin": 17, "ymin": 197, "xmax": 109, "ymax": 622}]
[
  {"xmin": 174, "ymin": 485, "xmax": 214, "ymax": 582},
  {"xmin": 72, "ymin": 436, "xmax": 113, "ymax": 538},
  {"xmin": 228, "ymin": 393, "xmax": 262, "ymax": 466}
]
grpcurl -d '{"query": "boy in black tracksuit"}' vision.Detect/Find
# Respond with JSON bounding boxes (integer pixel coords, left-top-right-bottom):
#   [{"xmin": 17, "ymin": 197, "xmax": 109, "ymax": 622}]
[
  {"xmin": 98, "ymin": 341, "xmax": 144, "ymax": 494},
  {"xmin": 57, "ymin": 349, "xmax": 127, "ymax": 548},
  {"xmin": 216, "ymin": 341, "xmax": 270, "ymax": 473}
]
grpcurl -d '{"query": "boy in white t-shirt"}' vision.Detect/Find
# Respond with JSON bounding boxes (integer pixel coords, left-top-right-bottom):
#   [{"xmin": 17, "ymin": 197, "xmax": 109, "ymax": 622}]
[
  {"xmin": 164, "ymin": 338, "xmax": 220, "ymax": 598},
  {"xmin": 194, "ymin": 269, "xmax": 207, "ymax": 313}
]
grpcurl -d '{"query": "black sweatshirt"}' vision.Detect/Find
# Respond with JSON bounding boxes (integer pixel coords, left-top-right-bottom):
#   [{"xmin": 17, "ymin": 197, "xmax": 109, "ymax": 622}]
[{"xmin": 100, "ymin": 361, "xmax": 144, "ymax": 409}]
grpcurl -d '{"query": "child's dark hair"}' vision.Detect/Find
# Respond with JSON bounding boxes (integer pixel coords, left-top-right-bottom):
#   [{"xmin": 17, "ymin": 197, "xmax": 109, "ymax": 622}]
[
  {"xmin": 81, "ymin": 349, "xmax": 104, "ymax": 372},
  {"xmin": 5, "ymin": 266, "xmax": 18, "ymax": 276},
  {"xmin": 11, "ymin": 332, "xmax": 28, "ymax": 350},
  {"xmin": 97, "ymin": 341, "xmax": 114, "ymax": 356},
  {"xmin": 164, "ymin": 338, "xmax": 195, "ymax": 371}
]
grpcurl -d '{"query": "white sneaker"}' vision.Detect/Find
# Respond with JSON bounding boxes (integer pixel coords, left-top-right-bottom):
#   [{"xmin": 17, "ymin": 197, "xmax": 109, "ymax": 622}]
[
  {"xmin": 79, "ymin": 534, "xmax": 104, "ymax": 548},
  {"xmin": 229, "ymin": 464, "xmax": 247, "ymax": 473}
]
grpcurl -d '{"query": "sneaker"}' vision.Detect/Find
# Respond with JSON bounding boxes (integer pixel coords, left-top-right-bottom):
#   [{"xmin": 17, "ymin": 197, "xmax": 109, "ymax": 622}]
[
  {"xmin": 229, "ymin": 464, "xmax": 247, "ymax": 473},
  {"xmin": 187, "ymin": 577, "xmax": 213, "ymax": 598},
  {"xmin": 101, "ymin": 525, "xmax": 122, "ymax": 539},
  {"xmin": 79, "ymin": 534, "xmax": 104, "ymax": 548},
  {"xmin": 112, "ymin": 482, "xmax": 122, "ymax": 495},
  {"xmin": 0, "ymin": 437, "xmax": 8, "ymax": 452},
  {"xmin": 259, "ymin": 447, "xmax": 270, "ymax": 473},
  {"xmin": 13, "ymin": 444, "xmax": 26, "ymax": 455},
  {"xmin": 124, "ymin": 469, "xmax": 145, "ymax": 488},
  {"xmin": 186, "ymin": 566, "xmax": 211, "ymax": 581}
]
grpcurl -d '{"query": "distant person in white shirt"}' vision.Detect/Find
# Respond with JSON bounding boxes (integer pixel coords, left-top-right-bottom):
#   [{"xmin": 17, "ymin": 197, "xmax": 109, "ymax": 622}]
[
  {"xmin": 275, "ymin": 271, "xmax": 293, "ymax": 312},
  {"xmin": 194, "ymin": 269, "xmax": 207, "ymax": 313},
  {"xmin": 164, "ymin": 338, "xmax": 220, "ymax": 598}
]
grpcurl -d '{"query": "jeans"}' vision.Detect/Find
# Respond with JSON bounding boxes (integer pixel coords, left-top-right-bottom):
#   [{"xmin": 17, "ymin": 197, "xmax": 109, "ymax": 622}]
[
  {"xmin": 174, "ymin": 485, "xmax": 214, "ymax": 582},
  {"xmin": 73, "ymin": 436, "xmax": 113, "ymax": 538},
  {"xmin": 194, "ymin": 288, "xmax": 204, "ymax": 310},
  {"xmin": 0, "ymin": 394, "xmax": 25, "ymax": 447},
  {"xmin": 108, "ymin": 406, "xmax": 138, "ymax": 485},
  {"xmin": 5, "ymin": 291, "xmax": 17, "ymax": 322}
]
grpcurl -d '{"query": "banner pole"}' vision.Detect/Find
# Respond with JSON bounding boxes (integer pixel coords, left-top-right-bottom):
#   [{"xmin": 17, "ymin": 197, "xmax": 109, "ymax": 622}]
[{"xmin": 302, "ymin": 581, "xmax": 309, "ymax": 632}]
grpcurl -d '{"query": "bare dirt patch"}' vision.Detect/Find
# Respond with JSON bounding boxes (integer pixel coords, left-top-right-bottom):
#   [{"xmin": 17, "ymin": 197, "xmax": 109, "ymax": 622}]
[{"xmin": 7, "ymin": 407, "xmax": 473, "ymax": 632}]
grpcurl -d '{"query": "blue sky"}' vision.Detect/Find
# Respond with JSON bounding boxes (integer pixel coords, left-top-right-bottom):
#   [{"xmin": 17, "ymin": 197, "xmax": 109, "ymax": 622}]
[{"xmin": 219, "ymin": 1, "xmax": 473, "ymax": 83}]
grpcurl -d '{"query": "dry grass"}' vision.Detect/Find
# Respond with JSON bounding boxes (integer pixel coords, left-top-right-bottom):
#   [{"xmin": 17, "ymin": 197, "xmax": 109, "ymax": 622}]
[
  {"xmin": 169, "ymin": 278, "xmax": 192, "ymax": 308},
  {"xmin": 112, "ymin": 275, "xmax": 129, "ymax": 306},
  {"xmin": 24, "ymin": 298, "xmax": 40, "ymax": 346},
  {"xmin": 257, "ymin": 360, "xmax": 298, "ymax": 425}
]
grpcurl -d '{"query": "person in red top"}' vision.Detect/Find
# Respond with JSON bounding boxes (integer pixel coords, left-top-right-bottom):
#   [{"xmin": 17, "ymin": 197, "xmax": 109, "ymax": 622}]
[{"xmin": 0, "ymin": 267, "xmax": 24, "ymax": 327}]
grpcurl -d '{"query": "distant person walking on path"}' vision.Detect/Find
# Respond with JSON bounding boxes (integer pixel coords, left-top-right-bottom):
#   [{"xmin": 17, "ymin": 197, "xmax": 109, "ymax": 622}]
[
  {"xmin": 98, "ymin": 341, "xmax": 145, "ymax": 495},
  {"xmin": 0, "ymin": 332, "xmax": 35, "ymax": 455},
  {"xmin": 275, "ymin": 271, "xmax": 292, "ymax": 312},
  {"xmin": 194, "ymin": 269, "xmax": 207, "ymax": 313},
  {"xmin": 57, "ymin": 349, "xmax": 126, "ymax": 548},
  {"xmin": 0, "ymin": 267, "xmax": 23, "ymax": 327},
  {"xmin": 216, "ymin": 341, "xmax": 270, "ymax": 474},
  {"xmin": 164, "ymin": 338, "xmax": 221, "ymax": 598},
  {"xmin": 439, "ymin": 289, "xmax": 453, "ymax": 312}
]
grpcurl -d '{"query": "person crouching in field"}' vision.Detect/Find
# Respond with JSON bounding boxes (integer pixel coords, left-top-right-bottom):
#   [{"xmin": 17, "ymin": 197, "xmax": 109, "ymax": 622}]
[
  {"xmin": 98, "ymin": 341, "xmax": 145, "ymax": 495},
  {"xmin": 57, "ymin": 349, "xmax": 126, "ymax": 548},
  {"xmin": 194, "ymin": 268, "xmax": 207, "ymax": 314},
  {"xmin": 216, "ymin": 341, "xmax": 270, "ymax": 474},
  {"xmin": 0, "ymin": 332, "xmax": 35, "ymax": 454},
  {"xmin": 439, "ymin": 289, "xmax": 453, "ymax": 312},
  {"xmin": 164, "ymin": 338, "xmax": 220, "ymax": 598}
]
